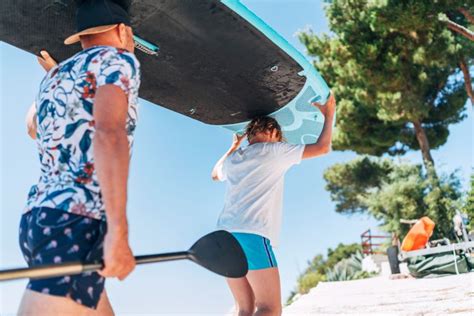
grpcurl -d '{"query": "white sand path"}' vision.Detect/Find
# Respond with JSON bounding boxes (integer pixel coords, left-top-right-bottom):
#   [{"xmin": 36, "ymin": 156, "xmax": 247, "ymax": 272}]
[{"xmin": 283, "ymin": 273, "xmax": 474, "ymax": 315}]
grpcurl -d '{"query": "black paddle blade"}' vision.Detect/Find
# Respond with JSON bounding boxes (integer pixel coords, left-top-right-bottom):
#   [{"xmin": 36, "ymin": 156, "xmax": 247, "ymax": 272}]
[{"xmin": 188, "ymin": 230, "xmax": 248, "ymax": 278}]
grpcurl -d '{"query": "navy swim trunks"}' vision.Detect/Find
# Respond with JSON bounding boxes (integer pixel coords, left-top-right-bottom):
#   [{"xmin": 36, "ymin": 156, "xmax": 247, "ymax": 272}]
[{"xmin": 19, "ymin": 207, "xmax": 107, "ymax": 309}]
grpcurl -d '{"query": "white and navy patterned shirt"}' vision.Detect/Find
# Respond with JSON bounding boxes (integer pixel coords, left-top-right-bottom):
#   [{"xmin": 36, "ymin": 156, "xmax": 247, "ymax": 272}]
[{"xmin": 25, "ymin": 46, "xmax": 141, "ymax": 220}]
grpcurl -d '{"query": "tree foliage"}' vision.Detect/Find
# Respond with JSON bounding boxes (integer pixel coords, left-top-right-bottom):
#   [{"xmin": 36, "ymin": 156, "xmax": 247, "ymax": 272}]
[
  {"xmin": 324, "ymin": 157, "xmax": 463, "ymax": 239},
  {"xmin": 464, "ymin": 172, "xmax": 474, "ymax": 231},
  {"xmin": 294, "ymin": 271, "xmax": 326, "ymax": 299},
  {"xmin": 325, "ymin": 243, "xmax": 363, "ymax": 271},
  {"xmin": 299, "ymin": 0, "xmax": 472, "ymax": 167},
  {"xmin": 288, "ymin": 243, "xmax": 362, "ymax": 303},
  {"xmin": 323, "ymin": 157, "xmax": 394, "ymax": 213}
]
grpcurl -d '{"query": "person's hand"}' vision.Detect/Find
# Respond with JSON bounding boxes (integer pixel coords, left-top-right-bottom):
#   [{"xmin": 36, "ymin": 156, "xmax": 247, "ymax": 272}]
[
  {"xmin": 26, "ymin": 102, "xmax": 38, "ymax": 140},
  {"xmin": 37, "ymin": 50, "xmax": 57, "ymax": 72},
  {"xmin": 312, "ymin": 93, "xmax": 336, "ymax": 118},
  {"xmin": 99, "ymin": 228, "xmax": 136, "ymax": 281},
  {"xmin": 231, "ymin": 133, "xmax": 246, "ymax": 150}
]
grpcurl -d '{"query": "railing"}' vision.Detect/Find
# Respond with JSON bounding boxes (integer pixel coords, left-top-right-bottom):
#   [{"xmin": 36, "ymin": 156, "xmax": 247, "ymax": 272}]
[{"xmin": 360, "ymin": 229, "xmax": 391, "ymax": 255}]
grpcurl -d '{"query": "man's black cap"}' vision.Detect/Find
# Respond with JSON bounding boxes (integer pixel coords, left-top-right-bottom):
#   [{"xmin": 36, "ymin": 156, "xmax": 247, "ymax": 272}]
[{"xmin": 64, "ymin": 0, "xmax": 131, "ymax": 45}]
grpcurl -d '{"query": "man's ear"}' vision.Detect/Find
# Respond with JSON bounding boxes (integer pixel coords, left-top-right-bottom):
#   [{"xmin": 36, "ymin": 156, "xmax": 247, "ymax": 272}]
[{"xmin": 118, "ymin": 23, "xmax": 127, "ymax": 46}]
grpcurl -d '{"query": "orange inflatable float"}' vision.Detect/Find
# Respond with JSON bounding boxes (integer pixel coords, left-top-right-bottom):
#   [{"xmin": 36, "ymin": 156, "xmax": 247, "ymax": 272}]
[{"xmin": 401, "ymin": 216, "xmax": 435, "ymax": 251}]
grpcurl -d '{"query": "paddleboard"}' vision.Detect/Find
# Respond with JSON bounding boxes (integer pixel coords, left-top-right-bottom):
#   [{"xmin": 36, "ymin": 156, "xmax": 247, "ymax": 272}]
[{"xmin": 0, "ymin": 0, "xmax": 330, "ymax": 144}]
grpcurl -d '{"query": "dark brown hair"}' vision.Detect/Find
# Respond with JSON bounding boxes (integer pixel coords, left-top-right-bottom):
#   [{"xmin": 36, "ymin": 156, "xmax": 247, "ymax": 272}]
[{"xmin": 245, "ymin": 116, "xmax": 283, "ymax": 142}]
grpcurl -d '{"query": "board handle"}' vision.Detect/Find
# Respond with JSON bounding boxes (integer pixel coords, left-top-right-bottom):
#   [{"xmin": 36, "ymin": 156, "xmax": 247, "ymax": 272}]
[{"xmin": 133, "ymin": 35, "xmax": 159, "ymax": 56}]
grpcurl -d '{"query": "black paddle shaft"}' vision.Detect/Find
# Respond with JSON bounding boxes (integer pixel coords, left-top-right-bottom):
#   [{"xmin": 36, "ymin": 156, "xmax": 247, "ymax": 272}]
[
  {"xmin": 0, "ymin": 251, "xmax": 190, "ymax": 282},
  {"xmin": 0, "ymin": 231, "xmax": 248, "ymax": 282}
]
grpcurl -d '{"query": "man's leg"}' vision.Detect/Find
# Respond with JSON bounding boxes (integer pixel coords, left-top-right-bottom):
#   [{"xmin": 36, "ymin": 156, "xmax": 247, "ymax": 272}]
[
  {"xmin": 226, "ymin": 277, "xmax": 255, "ymax": 316},
  {"xmin": 246, "ymin": 268, "xmax": 282, "ymax": 316},
  {"xmin": 18, "ymin": 289, "xmax": 113, "ymax": 316},
  {"xmin": 93, "ymin": 290, "xmax": 114, "ymax": 316}
]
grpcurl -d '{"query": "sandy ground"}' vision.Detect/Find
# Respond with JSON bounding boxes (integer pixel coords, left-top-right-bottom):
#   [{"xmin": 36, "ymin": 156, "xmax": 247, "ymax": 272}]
[{"xmin": 283, "ymin": 273, "xmax": 474, "ymax": 316}]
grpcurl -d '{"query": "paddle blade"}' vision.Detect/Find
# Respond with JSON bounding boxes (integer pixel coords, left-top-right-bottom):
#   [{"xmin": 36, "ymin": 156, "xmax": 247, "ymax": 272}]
[{"xmin": 188, "ymin": 230, "xmax": 248, "ymax": 278}]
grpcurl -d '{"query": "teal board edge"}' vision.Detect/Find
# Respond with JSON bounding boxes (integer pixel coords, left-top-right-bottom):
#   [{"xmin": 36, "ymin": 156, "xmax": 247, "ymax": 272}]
[{"xmin": 220, "ymin": 0, "xmax": 331, "ymax": 144}]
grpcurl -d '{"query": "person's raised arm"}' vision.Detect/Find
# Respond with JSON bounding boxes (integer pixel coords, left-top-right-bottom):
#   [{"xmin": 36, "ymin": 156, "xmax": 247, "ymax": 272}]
[
  {"xmin": 26, "ymin": 103, "xmax": 37, "ymax": 139},
  {"xmin": 25, "ymin": 51, "xmax": 58, "ymax": 140},
  {"xmin": 94, "ymin": 84, "xmax": 135, "ymax": 280},
  {"xmin": 302, "ymin": 93, "xmax": 336, "ymax": 159},
  {"xmin": 211, "ymin": 133, "xmax": 246, "ymax": 181}
]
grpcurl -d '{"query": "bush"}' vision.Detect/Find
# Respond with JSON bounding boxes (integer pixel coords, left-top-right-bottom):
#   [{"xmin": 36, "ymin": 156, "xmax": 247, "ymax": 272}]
[
  {"xmin": 325, "ymin": 252, "xmax": 374, "ymax": 282},
  {"xmin": 297, "ymin": 271, "xmax": 326, "ymax": 294},
  {"xmin": 288, "ymin": 243, "xmax": 364, "ymax": 303}
]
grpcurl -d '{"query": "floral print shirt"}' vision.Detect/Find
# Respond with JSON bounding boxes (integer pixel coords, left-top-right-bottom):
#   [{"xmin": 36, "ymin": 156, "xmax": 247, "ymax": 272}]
[{"xmin": 25, "ymin": 46, "xmax": 141, "ymax": 220}]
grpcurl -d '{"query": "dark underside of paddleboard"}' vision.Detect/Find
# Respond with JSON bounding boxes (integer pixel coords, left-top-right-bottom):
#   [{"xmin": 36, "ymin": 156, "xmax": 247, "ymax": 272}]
[{"xmin": 0, "ymin": 0, "xmax": 306, "ymax": 124}]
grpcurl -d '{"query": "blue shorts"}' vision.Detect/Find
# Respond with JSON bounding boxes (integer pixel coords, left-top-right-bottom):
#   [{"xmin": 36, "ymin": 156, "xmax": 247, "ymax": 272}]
[
  {"xmin": 19, "ymin": 207, "xmax": 106, "ymax": 309},
  {"xmin": 232, "ymin": 233, "xmax": 278, "ymax": 270}
]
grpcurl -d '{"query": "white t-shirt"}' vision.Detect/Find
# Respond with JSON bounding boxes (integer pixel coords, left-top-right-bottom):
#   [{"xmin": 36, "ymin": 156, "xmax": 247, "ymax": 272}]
[{"xmin": 216, "ymin": 142, "xmax": 305, "ymax": 246}]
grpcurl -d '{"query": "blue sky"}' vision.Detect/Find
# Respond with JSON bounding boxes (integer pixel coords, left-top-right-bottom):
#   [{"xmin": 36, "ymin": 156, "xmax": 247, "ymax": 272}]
[{"xmin": 1, "ymin": 0, "xmax": 472, "ymax": 315}]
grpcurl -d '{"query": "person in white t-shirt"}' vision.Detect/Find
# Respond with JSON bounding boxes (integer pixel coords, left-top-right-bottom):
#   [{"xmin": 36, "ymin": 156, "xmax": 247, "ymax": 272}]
[{"xmin": 212, "ymin": 94, "xmax": 336, "ymax": 316}]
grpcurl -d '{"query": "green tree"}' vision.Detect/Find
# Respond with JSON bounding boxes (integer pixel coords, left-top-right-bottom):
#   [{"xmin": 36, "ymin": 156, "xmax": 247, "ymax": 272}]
[
  {"xmin": 324, "ymin": 157, "xmax": 463, "ymax": 239},
  {"xmin": 299, "ymin": 0, "xmax": 472, "ymax": 168},
  {"xmin": 325, "ymin": 243, "xmax": 362, "ymax": 270},
  {"xmin": 323, "ymin": 157, "xmax": 394, "ymax": 214}
]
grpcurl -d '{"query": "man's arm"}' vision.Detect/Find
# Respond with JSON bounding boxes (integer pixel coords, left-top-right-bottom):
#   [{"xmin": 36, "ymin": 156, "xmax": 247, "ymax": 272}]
[
  {"xmin": 302, "ymin": 93, "xmax": 336, "ymax": 159},
  {"xmin": 93, "ymin": 84, "xmax": 135, "ymax": 280},
  {"xmin": 25, "ymin": 51, "xmax": 58, "ymax": 140},
  {"xmin": 26, "ymin": 103, "xmax": 37, "ymax": 140},
  {"xmin": 211, "ymin": 133, "xmax": 246, "ymax": 181}
]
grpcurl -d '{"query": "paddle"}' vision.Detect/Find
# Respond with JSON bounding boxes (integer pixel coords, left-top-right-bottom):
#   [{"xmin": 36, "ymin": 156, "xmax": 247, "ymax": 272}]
[{"xmin": 0, "ymin": 230, "xmax": 248, "ymax": 282}]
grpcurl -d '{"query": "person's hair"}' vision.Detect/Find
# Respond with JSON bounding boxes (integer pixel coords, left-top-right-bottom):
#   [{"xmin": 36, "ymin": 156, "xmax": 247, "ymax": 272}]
[{"xmin": 245, "ymin": 116, "xmax": 284, "ymax": 142}]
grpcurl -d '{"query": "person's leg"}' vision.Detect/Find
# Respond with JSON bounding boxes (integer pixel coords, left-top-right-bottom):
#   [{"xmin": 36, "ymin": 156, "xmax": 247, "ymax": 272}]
[
  {"xmin": 229, "ymin": 233, "xmax": 280, "ymax": 316},
  {"xmin": 91, "ymin": 290, "xmax": 114, "ymax": 316},
  {"xmin": 17, "ymin": 289, "xmax": 113, "ymax": 316},
  {"xmin": 246, "ymin": 268, "xmax": 282, "ymax": 316},
  {"xmin": 226, "ymin": 277, "xmax": 255, "ymax": 316}
]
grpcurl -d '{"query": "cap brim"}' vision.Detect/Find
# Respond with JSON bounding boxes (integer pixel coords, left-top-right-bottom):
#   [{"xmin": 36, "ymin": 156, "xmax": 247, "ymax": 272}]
[{"xmin": 64, "ymin": 24, "xmax": 119, "ymax": 45}]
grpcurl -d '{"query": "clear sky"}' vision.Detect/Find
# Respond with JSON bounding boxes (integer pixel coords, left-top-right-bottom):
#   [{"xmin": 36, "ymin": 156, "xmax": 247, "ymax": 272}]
[{"xmin": 1, "ymin": 1, "xmax": 472, "ymax": 315}]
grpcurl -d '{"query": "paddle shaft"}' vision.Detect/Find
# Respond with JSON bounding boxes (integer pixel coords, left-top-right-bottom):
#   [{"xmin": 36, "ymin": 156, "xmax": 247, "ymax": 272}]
[{"xmin": 0, "ymin": 251, "xmax": 190, "ymax": 282}]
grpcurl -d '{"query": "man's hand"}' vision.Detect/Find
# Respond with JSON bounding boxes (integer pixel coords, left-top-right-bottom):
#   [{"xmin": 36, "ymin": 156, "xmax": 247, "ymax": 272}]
[
  {"xmin": 99, "ymin": 228, "xmax": 136, "ymax": 280},
  {"xmin": 37, "ymin": 50, "xmax": 57, "ymax": 72},
  {"xmin": 312, "ymin": 93, "xmax": 336, "ymax": 118},
  {"xmin": 26, "ymin": 103, "xmax": 38, "ymax": 140},
  {"xmin": 231, "ymin": 133, "xmax": 246, "ymax": 150}
]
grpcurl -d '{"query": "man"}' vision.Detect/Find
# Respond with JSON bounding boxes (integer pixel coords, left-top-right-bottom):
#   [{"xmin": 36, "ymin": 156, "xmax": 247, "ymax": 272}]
[{"xmin": 19, "ymin": 0, "xmax": 140, "ymax": 314}]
